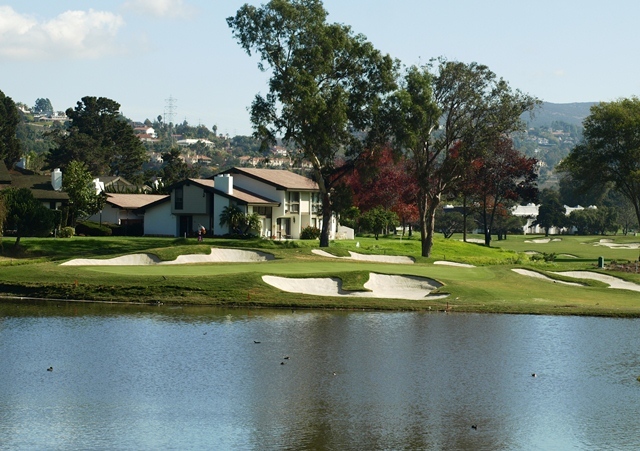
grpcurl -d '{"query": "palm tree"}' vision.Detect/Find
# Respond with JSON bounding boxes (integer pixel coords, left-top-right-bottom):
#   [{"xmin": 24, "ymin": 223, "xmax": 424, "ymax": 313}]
[{"xmin": 219, "ymin": 205, "xmax": 245, "ymax": 234}]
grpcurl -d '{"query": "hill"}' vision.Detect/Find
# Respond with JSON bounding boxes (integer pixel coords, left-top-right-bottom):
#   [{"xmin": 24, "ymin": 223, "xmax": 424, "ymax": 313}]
[{"xmin": 524, "ymin": 101, "xmax": 596, "ymax": 128}]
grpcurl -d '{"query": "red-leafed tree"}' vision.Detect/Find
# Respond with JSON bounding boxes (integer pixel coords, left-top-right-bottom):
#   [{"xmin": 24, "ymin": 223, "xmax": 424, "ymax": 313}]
[
  {"xmin": 342, "ymin": 147, "xmax": 418, "ymax": 235},
  {"xmin": 468, "ymin": 137, "xmax": 538, "ymax": 246}
]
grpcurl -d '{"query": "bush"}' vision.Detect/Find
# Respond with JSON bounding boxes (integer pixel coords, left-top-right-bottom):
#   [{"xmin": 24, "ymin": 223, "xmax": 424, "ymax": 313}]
[
  {"xmin": 75, "ymin": 221, "xmax": 112, "ymax": 236},
  {"xmin": 58, "ymin": 227, "xmax": 75, "ymax": 238},
  {"xmin": 300, "ymin": 225, "xmax": 321, "ymax": 240}
]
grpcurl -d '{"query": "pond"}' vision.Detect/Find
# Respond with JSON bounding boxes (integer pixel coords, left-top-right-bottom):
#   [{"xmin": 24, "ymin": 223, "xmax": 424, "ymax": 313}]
[{"xmin": 1, "ymin": 301, "xmax": 640, "ymax": 450}]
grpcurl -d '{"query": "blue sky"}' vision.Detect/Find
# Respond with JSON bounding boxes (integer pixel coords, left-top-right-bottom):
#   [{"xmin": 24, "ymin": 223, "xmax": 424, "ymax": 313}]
[{"xmin": 1, "ymin": 0, "xmax": 639, "ymax": 136}]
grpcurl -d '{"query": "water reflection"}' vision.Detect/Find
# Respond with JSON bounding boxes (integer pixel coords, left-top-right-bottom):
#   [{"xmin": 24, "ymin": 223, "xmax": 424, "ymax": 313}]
[{"xmin": 1, "ymin": 302, "xmax": 640, "ymax": 449}]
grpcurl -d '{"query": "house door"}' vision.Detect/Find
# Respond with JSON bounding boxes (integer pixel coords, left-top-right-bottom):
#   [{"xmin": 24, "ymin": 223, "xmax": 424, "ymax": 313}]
[
  {"xmin": 276, "ymin": 218, "xmax": 291, "ymax": 239},
  {"xmin": 179, "ymin": 215, "xmax": 193, "ymax": 237}
]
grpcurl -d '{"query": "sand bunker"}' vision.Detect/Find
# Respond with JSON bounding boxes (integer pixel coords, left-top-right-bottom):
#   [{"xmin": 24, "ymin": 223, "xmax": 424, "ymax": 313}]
[
  {"xmin": 61, "ymin": 248, "xmax": 274, "ymax": 266},
  {"xmin": 434, "ymin": 261, "xmax": 475, "ymax": 268},
  {"xmin": 551, "ymin": 271, "xmax": 640, "ymax": 292},
  {"xmin": 262, "ymin": 273, "xmax": 447, "ymax": 300},
  {"xmin": 311, "ymin": 249, "xmax": 414, "ymax": 264},
  {"xmin": 511, "ymin": 269, "xmax": 582, "ymax": 286},
  {"xmin": 594, "ymin": 241, "xmax": 640, "ymax": 249}
]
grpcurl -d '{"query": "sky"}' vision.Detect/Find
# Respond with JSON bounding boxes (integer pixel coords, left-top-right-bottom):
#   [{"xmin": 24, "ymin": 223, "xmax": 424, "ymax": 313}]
[{"xmin": 1, "ymin": 0, "xmax": 640, "ymax": 136}]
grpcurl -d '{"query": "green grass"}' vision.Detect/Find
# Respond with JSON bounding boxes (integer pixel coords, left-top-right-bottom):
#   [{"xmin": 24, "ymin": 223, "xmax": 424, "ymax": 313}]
[{"xmin": 1, "ymin": 234, "xmax": 639, "ymax": 316}]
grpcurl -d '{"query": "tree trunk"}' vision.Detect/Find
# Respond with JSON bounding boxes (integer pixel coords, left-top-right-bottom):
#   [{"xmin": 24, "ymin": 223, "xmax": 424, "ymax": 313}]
[
  {"xmin": 419, "ymin": 193, "xmax": 440, "ymax": 257},
  {"xmin": 319, "ymin": 191, "xmax": 332, "ymax": 247},
  {"xmin": 462, "ymin": 195, "xmax": 468, "ymax": 242}
]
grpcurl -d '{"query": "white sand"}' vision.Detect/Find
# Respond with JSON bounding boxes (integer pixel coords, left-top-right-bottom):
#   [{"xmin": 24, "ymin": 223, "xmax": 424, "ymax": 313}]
[
  {"xmin": 61, "ymin": 248, "xmax": 274, "ymax": 266},
  {"xmin": 551, "ymin": 271, "xmax": 640, "ymax": 292},
  {"xmin": 434, "ymin": 261, "xmax": 475, "ymax": 268},
  {"xmin": 311, "ymin": 249, "xmax": 414, "ymax": 264},
  {"xmin": 511, "ymin": 269, "xmax": 582, "ymax": 286},
  {"xmin": 594, "ymin": 242, "xmax": 640, "ymax": 249},
  {"xmin": 262, "ymin": 273, "xmax": 447, "ymax": 300}
]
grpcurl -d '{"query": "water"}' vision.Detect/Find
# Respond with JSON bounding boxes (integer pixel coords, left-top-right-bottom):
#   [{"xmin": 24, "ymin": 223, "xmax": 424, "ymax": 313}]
[{"xmin": 2, "ymin": 301, "xmax": 640, "ymax": 450}]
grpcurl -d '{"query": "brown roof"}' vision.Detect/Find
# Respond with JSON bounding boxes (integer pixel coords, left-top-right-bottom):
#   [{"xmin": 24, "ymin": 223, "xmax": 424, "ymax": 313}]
[
  {"xmin": 106, "ymin": 193, "xmax": 168, "ymax": 209},
  {"xmin": 179, "ymin": 178, "xmax": 279, "ymax": 206},
  {"xmin": 1, "ymin": 168, "xmax": 69, "ymax": 201},
  {"xmin": 222, "ymin": 167, "xmax": 318, "ymax": 191}
]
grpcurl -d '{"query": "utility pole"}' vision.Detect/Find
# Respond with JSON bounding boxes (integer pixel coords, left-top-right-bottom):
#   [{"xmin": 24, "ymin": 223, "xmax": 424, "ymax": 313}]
[{"xmin": 164, "ymin": 95, "xmax": 177, "ymax": 146}]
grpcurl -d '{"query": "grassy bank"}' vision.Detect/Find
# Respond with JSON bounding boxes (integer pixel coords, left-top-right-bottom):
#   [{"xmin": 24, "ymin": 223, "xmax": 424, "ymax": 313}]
[{"xmin": 1, "ymin": 234, "xmax": 639, "ymax": 316}]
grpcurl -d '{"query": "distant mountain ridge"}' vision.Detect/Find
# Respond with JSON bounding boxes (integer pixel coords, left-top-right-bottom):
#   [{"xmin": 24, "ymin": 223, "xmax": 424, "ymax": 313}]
[{"xmin": 524, "ymin": 102, "xmax": 596, "ymax": 128}]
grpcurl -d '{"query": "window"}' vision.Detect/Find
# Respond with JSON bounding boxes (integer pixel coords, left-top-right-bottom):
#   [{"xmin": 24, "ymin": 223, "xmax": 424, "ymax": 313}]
[
  {"xmin": 254, "ymin": 206, "xmax": 272, "ymax": 218},
  {"xmin": 287, "ymin": 191, "xmax": 300, "ymax": 213},
  {"xmin": 175, "ymin": 187, "xmax": 183, "ymax": 210}
]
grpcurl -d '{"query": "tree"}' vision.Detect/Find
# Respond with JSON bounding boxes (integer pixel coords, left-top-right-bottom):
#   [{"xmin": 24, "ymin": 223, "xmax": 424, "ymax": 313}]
[
  {"xmin": 558, "ymin": 97, "xmax": 640, "ymax": 230},
  {"xmin": 534, "ymin": 188, "xmax": 566, "ymax": 236},
  {"xmin": 158, "ymin": 148, "xmax": 199, "ymax": 192},
  {"xmin": 359, "ymin": 206, "xmax": 398, "ymax": 239},
  {"xmin": 1, "ymin": 188, "xmax": 55, "ymax": 247},
  {"xmin": 46, "ymin": 96, "xmax": 147, "ymax": 182},
  {"xmin": 468, "ymin": 137, "xmax": 538, "ymax": 246},
  {"xmin": 219, "ymin": 205, "xmax": 246, "ymax": 235},
  {"xmin": 63, "ymin": 160, "xmax": 105, "ymax": 226},
  {"xmin": 0, "ymin": 89, "xmax": 21, "ymax": 168},
  {"xmin": 33, "ymin": 98, "xmax": 54, "ymax": 116},
  {"xmin": 228, "ymin": 0, "xmax": 396, "ymax": 247},
  {"xmin": 435, "ymin": 207, "xmax": 465, "ymax": 239},
  {"xmin": 389, "ymin": 61, "xmax": 538, "ymax": 256}
]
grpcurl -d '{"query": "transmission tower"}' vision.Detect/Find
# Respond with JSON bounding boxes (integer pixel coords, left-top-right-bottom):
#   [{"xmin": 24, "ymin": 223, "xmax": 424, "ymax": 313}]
[{"xmin": 164, "ymin": 95, "xmax": 177, "ymax": 145}]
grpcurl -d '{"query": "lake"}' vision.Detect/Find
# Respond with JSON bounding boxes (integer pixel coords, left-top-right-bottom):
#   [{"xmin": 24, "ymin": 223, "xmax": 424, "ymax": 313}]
[{"xmin": 1, "ymin": 301, "xmax": 640, "ymax": 450}]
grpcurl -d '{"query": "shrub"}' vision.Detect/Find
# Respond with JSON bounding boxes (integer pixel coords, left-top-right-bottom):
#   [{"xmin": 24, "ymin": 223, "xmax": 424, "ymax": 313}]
[
  {"xmin": 300, "ymin": 225, "xmax": 321, "ymax": 240},
  {"xmin": 58, "ymin": 227, "xmax": 75, "ymax": 238},
  {"xmin": 75, "ymin": 221, "xmax": 112, "ymax": 236}
]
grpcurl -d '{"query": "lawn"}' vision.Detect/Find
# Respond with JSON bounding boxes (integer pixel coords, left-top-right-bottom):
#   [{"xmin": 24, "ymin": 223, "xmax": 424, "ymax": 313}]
[{"xmin": 1, "ymin": 233, "xmax": 639, "ymax": 316}]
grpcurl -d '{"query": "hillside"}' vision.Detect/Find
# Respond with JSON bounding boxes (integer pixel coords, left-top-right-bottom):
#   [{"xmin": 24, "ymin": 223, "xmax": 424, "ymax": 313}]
[{"xmin": 524, "ymin": 101, "xmax": 596, "ymax": 128}]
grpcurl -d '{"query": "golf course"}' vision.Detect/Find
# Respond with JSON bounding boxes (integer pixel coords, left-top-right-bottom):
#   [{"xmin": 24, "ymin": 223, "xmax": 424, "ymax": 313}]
[{"xmin": 1, "ymin": 233, "xmax": 639, "ymax": 316}]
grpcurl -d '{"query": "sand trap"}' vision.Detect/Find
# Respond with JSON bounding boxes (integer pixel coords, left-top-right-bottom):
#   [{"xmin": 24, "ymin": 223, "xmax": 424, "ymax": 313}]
[
  {"xmin": 311, "ymin": 249, "xmax": 414, "ymax": 264},
  {"xmin": 434, "ymin": 261, "xmax": 476, "ymax": 268},
  {"xmin": 524, "ymin": 238, "xmax": 550, "ymax": 244},
  {"xmin": 263, "ymin": 273, "xmax": 447, "ymax": 300},
  {"xmin": 461, "ymin": 238, "xmax": 485, "ymax": 244},
  {"xmin": 594, "ymin": 242, "xmax": 640, "ymax": 249},
  {"xmin": 61, "ymin": 248, "xmax": 274, "ymax": 266},
  {"xmin": 551, "ymin": 271, "xmax": 640, "ymax": 292},
  {"xmin": 511, "ymin": 269, "xmax": 582, "ymax": 286}
]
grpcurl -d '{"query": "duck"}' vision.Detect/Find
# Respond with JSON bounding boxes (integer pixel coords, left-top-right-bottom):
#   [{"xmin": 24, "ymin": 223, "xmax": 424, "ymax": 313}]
[{"xmin": 47, "ymin": 367, "xmax": 53, "ymax": 372}]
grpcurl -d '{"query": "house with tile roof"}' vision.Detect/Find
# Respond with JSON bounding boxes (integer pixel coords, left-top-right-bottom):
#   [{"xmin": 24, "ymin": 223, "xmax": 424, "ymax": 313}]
[
  {"xmin": 86, "ymin": 193, "xmax": 169, "ymax": 230},
  {"xmin": 152, "ymin": 167, "xmax": 334, "ymax": 239}
]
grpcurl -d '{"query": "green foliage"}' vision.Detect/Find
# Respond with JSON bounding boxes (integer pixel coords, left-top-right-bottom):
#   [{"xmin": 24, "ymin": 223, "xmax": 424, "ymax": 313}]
[
  {"xmin": 1, "ymin": 187, "xmax": 55, "ymax": 245},
  {"xmin": 75, "ymin": 221, "xmax": 113, "ymax": 237},
  {"xmin": 228, "ymin": 0, "xmax": 396, "ymax": 247},
  {"xmin": 559, "ymin": 97, "xmax": 640, "ymax": 230},
  {"xmin": 33, "ymin": 98, "xmax": 54, "ymax": 116},
  {"xmin": 0, "ymin": 89, "xmax": 22, "ymax": 167},
  {"xmin": 359, "ymin": 207, "xmax": 399, "ymax": 239},
  {"xmin": 58, "ymin": 227, "xmax": 75, "ymax": 238},
  {"xmin": 46, "ymin": 96, "xmax": 147, "ymax": 182},
  {"xmin": 300, "ymin": 225, "xmax": 321, "ymax": 240},
  {"xmin": 63, "ymin": 160, "xmax": 105, "ymax": 225}
]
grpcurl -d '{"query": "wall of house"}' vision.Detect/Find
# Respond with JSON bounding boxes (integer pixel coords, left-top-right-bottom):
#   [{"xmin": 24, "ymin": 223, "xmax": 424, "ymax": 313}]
[
  {"xmin": 172, "ymin": 183, "xmax": 208, "ymax": 214},
  {"xmin": 212, "ymin": 193, "xmax": 231, "ymax": 235},
  {"xmin": 144, "ymin": 203, "xmax": 176, "ymax": 236}
]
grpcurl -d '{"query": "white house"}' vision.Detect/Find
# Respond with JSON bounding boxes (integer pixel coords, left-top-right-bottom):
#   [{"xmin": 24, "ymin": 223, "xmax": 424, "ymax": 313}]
[{"xmin": 148, "ymin": 167, "xmax": 336, "ymax": 239}]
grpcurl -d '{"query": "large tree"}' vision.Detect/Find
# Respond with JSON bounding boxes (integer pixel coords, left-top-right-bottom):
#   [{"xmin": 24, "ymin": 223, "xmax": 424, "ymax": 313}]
[
  {"xmin": 468, "ymin": 137, "xmax": 538, "ymax": 246},
  {"xmin": 390, "ymin": 61, "xmax": 538, "ymax": 257},
  {"xmin": 33, "ymin": 98, "xmax": 54, "ymax": 116},
  {"xmin": 0, "ymin": 89, "xmax": 21, "ymax": 168},
  {"xmin": 228, "ymin": 0, "xmax": 396, "ymax": 247},
  {"xmin": 46, "ymin": 96, "xmax": 147, "ymax": 183},
  {"xmin": 558, "ymin": 97, "xmax": 640, "ymax": 229}
]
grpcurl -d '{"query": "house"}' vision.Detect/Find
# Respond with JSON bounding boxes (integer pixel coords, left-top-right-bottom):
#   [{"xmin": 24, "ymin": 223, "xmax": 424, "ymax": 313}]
[
  {"xmin": 148, "ymin": 167, "xmax": 336, "ymax": 239},
  {"xmin": 86, "ymin": 193, "xmax": 168, "ymax": 230},
  {"xmin": 0, "ymin": 162, "xmax": 69, "ymax": 210}
]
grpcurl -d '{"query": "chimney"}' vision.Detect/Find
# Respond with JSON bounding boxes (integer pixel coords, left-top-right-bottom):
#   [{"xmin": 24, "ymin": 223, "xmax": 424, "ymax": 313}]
[
  {"xmin": 214, "ymin": 174, "xmax": 233, "ymax": 195},
  {"xmin": 51, "ymin": 168, "xmax": 62, "ymax": 191}
]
